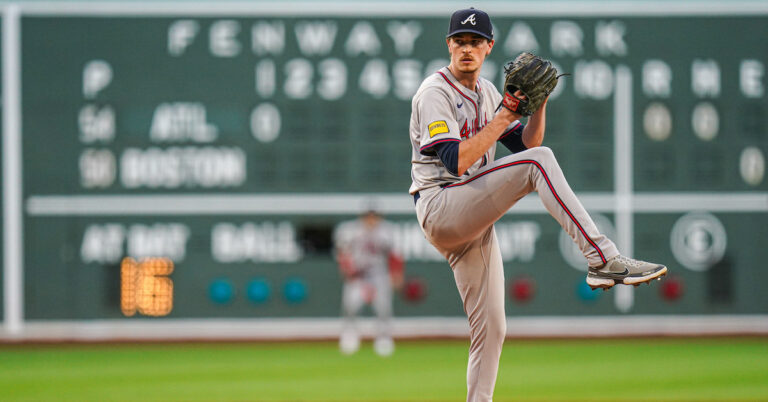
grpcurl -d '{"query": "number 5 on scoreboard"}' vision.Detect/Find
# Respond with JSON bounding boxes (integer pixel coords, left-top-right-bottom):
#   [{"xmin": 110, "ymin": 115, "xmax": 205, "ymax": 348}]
[{"xmin": 121, "ymin": 257, "xmax": 174, "ymax": 317}]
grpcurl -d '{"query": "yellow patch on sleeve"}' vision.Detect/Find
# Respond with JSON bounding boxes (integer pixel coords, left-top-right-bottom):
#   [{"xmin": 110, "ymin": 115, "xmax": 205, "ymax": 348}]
[{"xmin": 428, "ymin": 120, "xmax": 449, "ymax": 137}]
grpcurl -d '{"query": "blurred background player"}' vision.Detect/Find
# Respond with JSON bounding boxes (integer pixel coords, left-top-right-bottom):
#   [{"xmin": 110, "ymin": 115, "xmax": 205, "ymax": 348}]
[{"xmin": 333, "ymin": 204, "xmax": 404, "ymax": 356}]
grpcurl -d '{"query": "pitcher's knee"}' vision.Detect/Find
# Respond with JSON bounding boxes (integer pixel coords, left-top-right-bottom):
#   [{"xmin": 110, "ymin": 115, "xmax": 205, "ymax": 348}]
[
  {"xmin": 527, "ymin": 146, "xmax": 564, "ymax": 178},
  {"xmin": 469, "ymin": 316, "xmax": 505, "ymax": 347},
  {"xmin": 528, "ymin": 146, "xmax": 556, "ymax": 163},
  {"xmin": 486, "ymin": 317, "xmax": 507, "ymax": 345}
]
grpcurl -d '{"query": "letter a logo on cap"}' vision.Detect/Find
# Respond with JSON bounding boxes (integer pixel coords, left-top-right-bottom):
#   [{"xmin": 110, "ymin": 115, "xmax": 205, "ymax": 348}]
[{"xmin": 447, "ymin": 8, "xmax": 493, "ymax": 40}]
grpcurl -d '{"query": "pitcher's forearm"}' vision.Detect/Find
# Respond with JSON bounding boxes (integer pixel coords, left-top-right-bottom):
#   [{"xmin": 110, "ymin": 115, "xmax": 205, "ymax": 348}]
[
  {"xmin": 457, "ymin": 110, "xmax": 519, "ymax": 175},
  {"xmin": 523, "ymin": 101, "xmax": 547, "ymax": 148}
]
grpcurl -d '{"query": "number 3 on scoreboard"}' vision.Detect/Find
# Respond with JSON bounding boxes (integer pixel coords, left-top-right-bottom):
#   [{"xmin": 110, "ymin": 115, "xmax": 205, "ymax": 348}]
[{"xmin": 120, "ymin": 257, "xmax": 174, "ymax": 317}]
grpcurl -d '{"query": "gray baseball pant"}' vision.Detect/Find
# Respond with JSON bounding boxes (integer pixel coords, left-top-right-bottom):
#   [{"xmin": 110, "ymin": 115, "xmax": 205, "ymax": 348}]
[
  {"xmin": 415, "ymin": 146, "xmax": 619, "ymax": 402},
  {"xmin": 341, "ymin": 274, "xmax": 393, "ymax": 338}
]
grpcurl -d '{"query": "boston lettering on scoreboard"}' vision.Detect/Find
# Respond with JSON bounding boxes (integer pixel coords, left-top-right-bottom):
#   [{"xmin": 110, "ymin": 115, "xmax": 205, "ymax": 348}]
[{"xmin": 16, "ymin": 7, "xmax": 768, "ymax": 320}]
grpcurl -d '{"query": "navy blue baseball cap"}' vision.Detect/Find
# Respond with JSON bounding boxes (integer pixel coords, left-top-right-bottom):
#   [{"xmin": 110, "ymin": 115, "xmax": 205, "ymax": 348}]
[{"xmin": 446, "ymin": 7, "xmax": 493, "ymax": 40}]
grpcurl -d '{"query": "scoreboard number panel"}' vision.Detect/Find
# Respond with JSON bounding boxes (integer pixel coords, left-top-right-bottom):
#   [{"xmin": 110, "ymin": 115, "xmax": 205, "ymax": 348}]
[{"xmin": 120, "ymin": 257, "xmax": 174, "ymax": 317}]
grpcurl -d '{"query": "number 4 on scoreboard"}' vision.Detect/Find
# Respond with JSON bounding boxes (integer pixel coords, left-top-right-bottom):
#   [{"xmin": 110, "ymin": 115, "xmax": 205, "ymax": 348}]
[{"xmin": 120, "ymin": 257, "xmax": 174, "ymax": 317}]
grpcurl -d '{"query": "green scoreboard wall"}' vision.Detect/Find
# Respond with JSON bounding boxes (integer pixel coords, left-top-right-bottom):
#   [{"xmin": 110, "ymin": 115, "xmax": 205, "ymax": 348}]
[
  {"xmin": 4, "ymin": 3, "xmax": 768, "ymax": 323},
  {"xmin": 1, "ymin": 14, "xmax": 4, "ymax": 323}
]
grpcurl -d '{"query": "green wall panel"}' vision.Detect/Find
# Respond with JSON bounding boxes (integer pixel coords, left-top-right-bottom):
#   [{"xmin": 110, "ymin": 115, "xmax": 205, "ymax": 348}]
[{"xmin": 16, "ymin": 12, "xmax": 767, "ymax": 320}]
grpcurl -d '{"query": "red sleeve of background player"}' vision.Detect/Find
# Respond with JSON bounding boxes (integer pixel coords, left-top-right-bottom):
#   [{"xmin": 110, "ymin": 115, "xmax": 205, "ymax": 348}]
[
  {"xmin": 337, "ymin": 252, "xmax": 356, "ymax": 278},
  {"xmin": 388, "ymin": 252, "xmax": 404, "ymax": 275}
]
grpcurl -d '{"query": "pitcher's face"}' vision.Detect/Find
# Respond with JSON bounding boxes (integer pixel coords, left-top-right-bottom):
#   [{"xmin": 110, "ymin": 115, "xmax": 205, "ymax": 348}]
[{"xmin": 447, "ymin": 33, "xmax": 494, "ymax": 75}]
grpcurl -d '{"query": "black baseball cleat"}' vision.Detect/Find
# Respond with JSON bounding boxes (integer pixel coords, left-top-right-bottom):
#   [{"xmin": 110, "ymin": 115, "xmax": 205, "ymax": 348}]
[{"xmin": 586, "ymin": 255, "xmax": 667, "ymax": 291}]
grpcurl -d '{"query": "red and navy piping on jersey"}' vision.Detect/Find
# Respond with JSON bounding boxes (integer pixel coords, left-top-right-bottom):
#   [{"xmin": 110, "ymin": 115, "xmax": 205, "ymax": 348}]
[
  {"xmin": 443, "ymin": 159, "xmax": 609, "ymax": 264},
  {"xmin": 499, "ymin": 122, "xmax": 523, "ymax": 140},
  {"xmin": 437, "ymin": 71, "xmax": 490, "ymax": 168},
  {"xmin": 420, "ymin": 138, "xmax": 460, "ymax": 154},
  {"xmin": 437, "ymin": 71, "xmax": 480, "ymax": 131},
  {"xmin": 498, "ymin": 122, "xmax": 527, "ymax": 154}
]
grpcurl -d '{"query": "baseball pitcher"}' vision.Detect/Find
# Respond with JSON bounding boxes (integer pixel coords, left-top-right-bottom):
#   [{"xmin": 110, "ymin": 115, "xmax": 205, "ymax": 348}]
[{"xmin": 409, "ymin": 8, "xmax": 668, "ymax": 402}]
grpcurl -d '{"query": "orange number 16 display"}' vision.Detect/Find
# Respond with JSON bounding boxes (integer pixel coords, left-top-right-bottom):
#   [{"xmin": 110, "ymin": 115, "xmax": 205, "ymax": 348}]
[{"xmin": 120, "ymin": 257, "xmax": 174, "ymax": 317}]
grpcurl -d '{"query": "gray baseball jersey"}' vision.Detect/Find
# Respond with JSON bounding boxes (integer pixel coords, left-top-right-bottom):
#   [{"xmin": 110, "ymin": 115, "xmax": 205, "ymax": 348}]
[
  {"xmin": 333, "ymin": 218, "xmax": 396, "ymax": 281},
  {"xmin": 410, "ymin": 67, "xmax": 619, "ymax": 402},
  {"xmin": 409, "ymin": 67, "xmax": 507, "ymax": 195}
]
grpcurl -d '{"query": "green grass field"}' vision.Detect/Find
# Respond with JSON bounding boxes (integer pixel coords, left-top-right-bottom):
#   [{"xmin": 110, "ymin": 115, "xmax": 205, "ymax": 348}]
[{"xmin": 2, "ymin": 338, "xmax": 767, "ymax": 401}]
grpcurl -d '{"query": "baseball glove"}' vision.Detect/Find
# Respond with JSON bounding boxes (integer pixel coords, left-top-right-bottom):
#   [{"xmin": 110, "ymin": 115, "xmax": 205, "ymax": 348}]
[{"xmin": 500, "ymin": 52, "xmax": 561, "ymax": 116}]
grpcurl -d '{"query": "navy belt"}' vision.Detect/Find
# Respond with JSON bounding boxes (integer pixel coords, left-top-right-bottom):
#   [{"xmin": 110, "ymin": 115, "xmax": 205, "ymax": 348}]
[{"xmin": 413, "ymin": 191, "xmax": 420, "ymax": 204}]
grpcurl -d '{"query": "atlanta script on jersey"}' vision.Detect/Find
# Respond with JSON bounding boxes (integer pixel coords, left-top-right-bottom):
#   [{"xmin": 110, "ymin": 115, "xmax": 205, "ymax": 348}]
[{"xmin": 409, "ymin": 67, "xmax": 521, "ymax": 195}]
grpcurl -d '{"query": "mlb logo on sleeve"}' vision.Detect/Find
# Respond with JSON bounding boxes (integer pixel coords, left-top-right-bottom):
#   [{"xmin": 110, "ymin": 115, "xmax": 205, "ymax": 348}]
[{"xmin": 428, "ymin": 120, "xmax": 449, "ymax": 137}]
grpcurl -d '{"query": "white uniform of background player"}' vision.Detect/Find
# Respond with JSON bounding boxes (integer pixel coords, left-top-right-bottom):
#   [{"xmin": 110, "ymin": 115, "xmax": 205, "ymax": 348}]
[
  {"xmin": 409, "ymin": 8, "xmax": 666, "ymax": 402},
  {"xmin": 334, "ymin": 208, "xmax": 404, "ymax": 357}
]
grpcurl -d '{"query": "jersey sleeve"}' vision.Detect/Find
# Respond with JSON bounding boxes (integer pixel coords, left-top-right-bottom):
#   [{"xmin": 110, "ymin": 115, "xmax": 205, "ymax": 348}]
[
  {"xmin": 379, "ymin": 221, "xmax": 397, "ymax": 253},
  {"xmin": 332, "ymin": 221, "xmax": 352, "ymax": 253},
  {"xmin": 498, "ymin": 120, "xmax": 527, "ymax": 154},
  {"xmin": 433, "ymin": 141, "xmax": 460, "ymax": 176},
  {"xmin": 416, "ymin": 87, "xmax": 461, "ymax": 155}
]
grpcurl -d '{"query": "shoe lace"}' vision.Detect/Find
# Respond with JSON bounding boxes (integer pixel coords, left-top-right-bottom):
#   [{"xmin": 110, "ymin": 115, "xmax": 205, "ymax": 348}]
[{"xmin": 615, "ymin": 255, "xmax": 643, "ymax": 268}]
